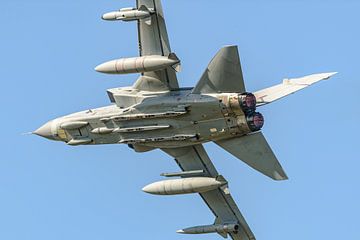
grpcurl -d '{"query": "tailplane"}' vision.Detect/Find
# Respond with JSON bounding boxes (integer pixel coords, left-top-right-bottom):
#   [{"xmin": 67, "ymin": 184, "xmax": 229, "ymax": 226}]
[{"xmin": 215, "ymin": 132, "xmax": 288, "ymax": 181}]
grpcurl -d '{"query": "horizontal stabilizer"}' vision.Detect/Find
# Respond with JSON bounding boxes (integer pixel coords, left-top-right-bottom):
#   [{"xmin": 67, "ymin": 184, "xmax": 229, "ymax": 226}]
[
  {"xmin": 255, "ymin": 72, "xmax": 337, "ymax": 106},
  {"xmin": 192, "ymin": 45, "xmax": 246, "ymax": 94},
  {"xmin": 215, "ymin": 132, "xmax": 288, "ymax": 181}
]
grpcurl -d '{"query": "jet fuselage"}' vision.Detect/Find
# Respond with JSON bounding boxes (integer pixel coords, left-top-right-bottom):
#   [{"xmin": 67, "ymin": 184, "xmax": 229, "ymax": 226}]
[{"xmin": 35, "ymin": 90, "xmax": 263, "ymax": 149}]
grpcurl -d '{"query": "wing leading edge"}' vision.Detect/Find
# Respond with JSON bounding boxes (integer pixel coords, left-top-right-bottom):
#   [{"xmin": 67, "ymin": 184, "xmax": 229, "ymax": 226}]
[{"xmin": 162, "ymin": 145, "xmax": 256, "ymax": 240}]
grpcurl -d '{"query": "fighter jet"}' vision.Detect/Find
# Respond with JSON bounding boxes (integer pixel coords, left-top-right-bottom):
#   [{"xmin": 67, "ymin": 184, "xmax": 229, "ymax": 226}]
[{"xmin": 33, "ymin": 0, "xmax": 336, "ymax": 239}]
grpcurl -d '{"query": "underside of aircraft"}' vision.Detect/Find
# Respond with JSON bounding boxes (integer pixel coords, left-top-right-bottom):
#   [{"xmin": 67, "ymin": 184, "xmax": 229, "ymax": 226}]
[{"xmin": 34, "ymin": 1, "xmax": 336, "ymax": 239}]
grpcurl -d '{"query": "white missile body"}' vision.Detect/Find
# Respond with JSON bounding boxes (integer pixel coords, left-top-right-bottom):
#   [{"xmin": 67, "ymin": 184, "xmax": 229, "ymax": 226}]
[
  {"xmin": 102, "ymin": 5, "xmax": 154, "ymax": 22},
  {"xmin": 91, "ymin": 127, "xmax": 114, "ymax": 134},
  {"xmin": 142, "ymin": 177, "xmax": 225, "ymax": 195},
  {"xmin": 67, "ymin": 138, "xmax": 92, "ymax": 146},
  {"xmin": 95, "ymin": 54, "xmax": 180, "ymax": 74},
  {"xmin": 177, "ymin": 223, "xmax": 239, "ymax": 238},
  {"xmin": 60, "ymin": 121, "xmax": 88, "ymax": 130}
]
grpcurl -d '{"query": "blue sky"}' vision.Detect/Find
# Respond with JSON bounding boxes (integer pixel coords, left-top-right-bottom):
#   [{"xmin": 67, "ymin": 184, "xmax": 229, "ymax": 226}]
[{"xmin": 1, "ymin": 0, "xmax": 359, "ymax": 239}]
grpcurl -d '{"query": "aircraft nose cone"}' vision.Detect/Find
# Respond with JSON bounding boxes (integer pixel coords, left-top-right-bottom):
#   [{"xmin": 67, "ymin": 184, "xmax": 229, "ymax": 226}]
[{"xmin": 34, "ymin": 121, "xmax": 55, "ymax": 140}]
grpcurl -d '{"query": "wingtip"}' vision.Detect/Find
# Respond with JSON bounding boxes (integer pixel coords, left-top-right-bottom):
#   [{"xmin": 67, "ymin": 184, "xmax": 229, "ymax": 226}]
[
  {"xmin": 273, "ymin": 171, "xmax": 289, "ymax": 181},
  {"xmin": 324, "ymin": 71, "xmax": 338, "ymax": 79}
]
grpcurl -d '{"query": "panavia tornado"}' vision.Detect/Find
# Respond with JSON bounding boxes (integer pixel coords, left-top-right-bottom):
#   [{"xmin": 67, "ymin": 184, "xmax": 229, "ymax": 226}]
[{"xmin": 34, "ymin": 0, "xmax": 336, "ymax": 239}]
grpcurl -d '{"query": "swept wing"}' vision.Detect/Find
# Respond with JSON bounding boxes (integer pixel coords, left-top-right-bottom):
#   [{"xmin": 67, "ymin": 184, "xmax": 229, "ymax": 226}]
[
  {"xmin": 162, "ymin": 145, "xmax": 256, "ymax": 240},
  {"xmin": 255, "ymin": 72, "xmax": 337, "ymax": 106},
  {"xmin": 133, "ymin": 0, "xmax": 179, "ymax": 91}
]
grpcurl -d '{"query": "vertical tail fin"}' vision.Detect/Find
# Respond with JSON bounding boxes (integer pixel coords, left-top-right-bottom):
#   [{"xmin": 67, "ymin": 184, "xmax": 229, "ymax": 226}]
[{"xmin": 192, "ymin": 45, "xmax": 246, "ymax": 94}]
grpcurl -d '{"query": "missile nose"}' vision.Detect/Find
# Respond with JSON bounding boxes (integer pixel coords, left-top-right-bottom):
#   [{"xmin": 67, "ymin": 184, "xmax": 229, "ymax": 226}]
[
  {"xmin": 101, "ymin": 14, "xmax": 108, "ymax": 20},
  {"xmin": 33, "ymin": 120, "xmax": 55, "ymax": 140},
  {"xmin": 94, "ymin": 63, "xmax": 104, "ymax": 73},
  {"xmin": 102, "ymin": 12, "xmax": 116, "ymax": 21},
  {"xmin": 95, "ymin": 61, "xmax": 116, "ymax": 74},
  {"xmin": 141, "ymin": 185, "xmax": 152, "ymax": 193},
  {"xmin": 142, "ymin": 183, "xmax": 157, "ymax": 194}
]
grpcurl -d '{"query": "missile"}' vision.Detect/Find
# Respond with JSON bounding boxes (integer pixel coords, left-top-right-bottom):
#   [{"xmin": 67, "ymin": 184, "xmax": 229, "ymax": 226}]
[
  {"xmin": 102, "ymin": 5, "xmax": 154, "ymax": 24},
  {"xmin": 67, "ymin": 138, "xmax": 92, "ymax": 146},
  {"xmin": 142, "ymin": 177, "xmax": 226, "ymax": 195},
  {"xmin": 99, "ymin": 117, "xmax": 111, "ymax": 122},
  {"xmin": 95, "ymin": 54, "xmax": 181, "ymax": 74},
  {"xmin": 119, "ymin": 134, "xmax": 197, "ymax": 144},
  {"xmin": 60, "ymin": 121, "xmax": 88, "ymax": 130},
  {"xmin": 91, "ymin": 127, "xmax": 114, "ymax": 134},
  {"xmin": 113, "ymin": 125, "xmax": 170, "ymax": 133},
  {"xmin": 110, "ymin": 110, "xmax": 187, "ymax": 121},
  {"xmin": 177, "ymin": 223, "xmax": 239, "ymax": 238}
]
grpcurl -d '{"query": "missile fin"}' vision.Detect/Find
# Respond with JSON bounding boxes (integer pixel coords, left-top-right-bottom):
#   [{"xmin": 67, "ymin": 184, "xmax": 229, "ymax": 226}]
[
  {"xmin": 168, "ymin": 53, "xmax": 181, "ymax": 72},
  {"xmin": 138, "ymin": 5, "xmax": 149, "ymax": 11},
  {"xmin": 172, "ymin": 63, "xmax": 181, "ymax": 72},
  {"xmin": 168, "ymin": 52, "xmax": 180, "ymax": 62}
]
